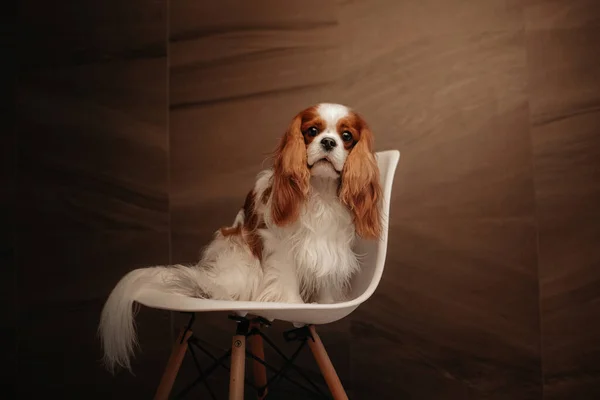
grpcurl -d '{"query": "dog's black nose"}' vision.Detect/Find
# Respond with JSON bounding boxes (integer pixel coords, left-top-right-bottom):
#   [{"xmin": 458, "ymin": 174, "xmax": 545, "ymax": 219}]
[{"xmin": 320, "ymin": 137, "xmax": 337, "ymax": 152}]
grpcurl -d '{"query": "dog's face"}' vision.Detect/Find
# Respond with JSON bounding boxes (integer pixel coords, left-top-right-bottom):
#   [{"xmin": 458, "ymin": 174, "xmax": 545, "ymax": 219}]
[
  {"xmin": 270, "ymin": 103, "xmax": 382, "ymax": 239},
  {"xmin": 302, "ymin": 103, "xmax": 357, "ymax": 179}
]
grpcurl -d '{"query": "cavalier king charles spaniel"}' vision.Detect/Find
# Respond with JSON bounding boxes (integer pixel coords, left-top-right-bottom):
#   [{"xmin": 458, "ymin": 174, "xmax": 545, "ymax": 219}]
[{"xmin": 99, "ymin": 103, "xmax": 382, "ymax": 372}]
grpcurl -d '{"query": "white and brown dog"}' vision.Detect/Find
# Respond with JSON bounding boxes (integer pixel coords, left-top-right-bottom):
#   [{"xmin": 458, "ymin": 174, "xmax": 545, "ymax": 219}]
[{"xmin": 99, "ymin": 103, "xmax": 382, "ymax": 372}]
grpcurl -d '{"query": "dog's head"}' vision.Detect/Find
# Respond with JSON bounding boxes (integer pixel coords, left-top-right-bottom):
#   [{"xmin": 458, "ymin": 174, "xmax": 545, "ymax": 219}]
[{"xmin": 270, "ymin": 103, "xmax": 382, "ymax": 239}]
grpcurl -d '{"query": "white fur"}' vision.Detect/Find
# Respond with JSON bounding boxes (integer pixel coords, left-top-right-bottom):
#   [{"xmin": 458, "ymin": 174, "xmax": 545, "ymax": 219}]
[
  {"xmin": 99, "ymin": 103, "xmax": 362, "ymax": 373},
  {"xmin": 307, "ymin": 103, "xmax": 350, "ymax": 175},
  {"xmin": 98, "ymin": 265, "xmax": 198, "ymax": 373},
  {"xmin": 317, "ymin": 103, "xmax": 350, "ymax": 125}
]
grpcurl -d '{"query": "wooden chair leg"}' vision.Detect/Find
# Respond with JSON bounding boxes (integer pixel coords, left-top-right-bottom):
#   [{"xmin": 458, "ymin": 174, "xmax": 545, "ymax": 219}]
[
  {"xmin": 249, "ymin": 322, "xmax": 268, "ymax": 399},
  {"xmin": 154, "ymin": 329, "xmax": 193, "ymax": 400},
  {"xmin": 307, "ymin": 325, "xmax": 349, "ymax": 400},
  {"xmin": 229, "ymin": 333, "xmax": 246, "ymax": 400}
]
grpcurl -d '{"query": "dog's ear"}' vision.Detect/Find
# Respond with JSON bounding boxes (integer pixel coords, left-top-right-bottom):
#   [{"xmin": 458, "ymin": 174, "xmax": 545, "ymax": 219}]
[
  {"xmin": 339, "ymin": 121, "xmax": 382, "ymax": 239},
  {"xmin": 271, "ymin": 113, "xmax": 310, "ymax": 226}
]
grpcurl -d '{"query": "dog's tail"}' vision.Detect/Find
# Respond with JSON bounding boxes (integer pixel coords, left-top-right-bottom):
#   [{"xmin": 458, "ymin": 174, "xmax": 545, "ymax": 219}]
[{"xmin": 98, "ymin": 265, "xmax": 210, "ymax": 374}]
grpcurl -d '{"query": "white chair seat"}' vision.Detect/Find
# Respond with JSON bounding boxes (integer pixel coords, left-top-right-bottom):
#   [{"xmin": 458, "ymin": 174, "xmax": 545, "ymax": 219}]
[{"xmin": 134, "ymin": 150, "xmax": 400, "ymax": 326}]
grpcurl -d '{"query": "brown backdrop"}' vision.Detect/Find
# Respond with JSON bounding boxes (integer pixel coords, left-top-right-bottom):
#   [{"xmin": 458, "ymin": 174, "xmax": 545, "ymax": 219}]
[{"xmin": 6, "ymin": 0, "xmax": 600, "ymax": 399}]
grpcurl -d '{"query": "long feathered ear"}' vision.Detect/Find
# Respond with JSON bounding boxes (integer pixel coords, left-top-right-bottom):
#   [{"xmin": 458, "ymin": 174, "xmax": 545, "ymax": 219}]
[
  {"xmin": 340, "ymin": 124, "xmax": 382, "ymax": 239},
  {"xmin": 271, "ymin": 114, "xmax": 310, "ymax": 226}
]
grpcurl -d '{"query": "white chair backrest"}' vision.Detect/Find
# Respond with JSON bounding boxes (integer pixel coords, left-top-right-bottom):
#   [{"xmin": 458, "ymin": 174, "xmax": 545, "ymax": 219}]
[{"xmin": 348, "ymin": 150, "xmax": 400, "ymax": 301}]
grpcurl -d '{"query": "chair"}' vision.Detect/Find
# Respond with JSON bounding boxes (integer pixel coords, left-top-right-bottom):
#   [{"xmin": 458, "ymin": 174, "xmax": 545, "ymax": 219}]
[{"xmin": 137, "ymin": 150, "xmax": 400, "ymax": 400}]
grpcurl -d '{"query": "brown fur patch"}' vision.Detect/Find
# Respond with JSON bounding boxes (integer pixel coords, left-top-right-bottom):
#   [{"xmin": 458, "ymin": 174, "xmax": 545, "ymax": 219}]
[
  {"xmin": 243, "ymin": 191, "xmax": 259, "ymax": 229},
  {"xmin": 261, "ymin": 186, "xmax": 272, "ymax": 204},
  {"xmin": 299, "ymin": 107, "xmax": 325, "ymax": 145},
  {"xmin": 220, "ymin": 224, "xmax": 242, "ymax": 237},
  {"xmin": 271, "ymin": 108, "xmax": 313, "ymax": 226},
  {"xmin": 338, "ymin": 112, "xmax": 383, "ymax": 239},
  {"xmin": 242, "ymin": 228, "xmax": 263, "ymax": 260},
  {"xmin": 219, "ymin": 190, "xmax": 265, "ymax": 260},
  {"xmin": 336, "ymin": 113, "xmax": 364, "ymax": 150}
]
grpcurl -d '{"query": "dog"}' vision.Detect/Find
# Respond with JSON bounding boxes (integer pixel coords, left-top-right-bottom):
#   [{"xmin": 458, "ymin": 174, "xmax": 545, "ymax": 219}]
[{"xmin": 99, "ymin": 103, "xmax": 382, "ymax": 373}]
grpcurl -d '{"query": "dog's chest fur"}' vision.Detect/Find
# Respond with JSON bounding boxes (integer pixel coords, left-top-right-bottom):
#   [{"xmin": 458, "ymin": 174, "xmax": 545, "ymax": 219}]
[{"xmin": 270, "ymin": 178, "xmax": 359, "ymax": 286}]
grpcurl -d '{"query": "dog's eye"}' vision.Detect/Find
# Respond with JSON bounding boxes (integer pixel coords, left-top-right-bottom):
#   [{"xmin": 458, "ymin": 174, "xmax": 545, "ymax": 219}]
[
  {"xmin": 307, "ymin": 127, "xmax": 319, "ymax": 137},
  {"xmin": 341, "ymin": 131, "xmax": 353, "ymax": 142}
]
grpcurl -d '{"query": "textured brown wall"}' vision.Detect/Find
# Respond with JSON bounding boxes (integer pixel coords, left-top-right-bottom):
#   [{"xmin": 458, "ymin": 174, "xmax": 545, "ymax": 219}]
[{"xmin": 6, "ymin": 0, "xmax": 600, "ymax": 399}]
